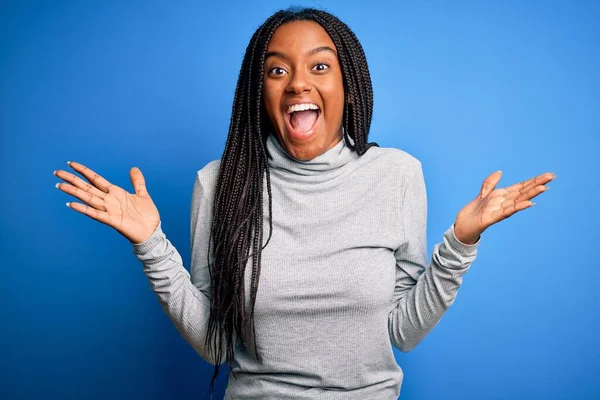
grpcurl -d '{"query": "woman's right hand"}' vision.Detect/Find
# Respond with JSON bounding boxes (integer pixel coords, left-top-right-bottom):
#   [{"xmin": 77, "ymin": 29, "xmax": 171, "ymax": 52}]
[{"xmin": 54, "ymin": 161, "xmax": 161, "ymax": 244}]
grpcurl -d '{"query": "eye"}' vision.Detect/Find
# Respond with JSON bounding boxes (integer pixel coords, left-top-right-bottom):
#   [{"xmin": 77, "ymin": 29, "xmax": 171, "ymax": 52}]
[
  {"xmin": 312, "ymin": 63, "xmax": 330, "ymax": 72},
  {"xmin": 268, "ymin": 67, "xmax": 287, "ymax": 76}
]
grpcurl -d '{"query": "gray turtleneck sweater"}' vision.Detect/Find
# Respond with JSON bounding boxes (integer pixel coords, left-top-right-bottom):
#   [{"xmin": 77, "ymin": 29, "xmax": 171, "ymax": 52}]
[{"xmin": 132, "ymin": 134, "xmax": 480, "ymax": 399}]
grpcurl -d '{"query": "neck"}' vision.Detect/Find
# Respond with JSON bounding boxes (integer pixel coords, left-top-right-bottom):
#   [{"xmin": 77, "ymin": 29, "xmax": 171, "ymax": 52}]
[
  {"xmin": 266, "ymin": 133, "xmax": 357, "ymax": 180},
  {"xmin": 276, "ymin": 133, "xmax": 343, "ymax": 162}
]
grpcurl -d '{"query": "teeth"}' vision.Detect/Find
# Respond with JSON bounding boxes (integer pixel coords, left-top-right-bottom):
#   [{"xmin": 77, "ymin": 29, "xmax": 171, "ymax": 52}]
[{"xmin": 286, "ymin": 103, "xmax": 319, "ymax": 114}]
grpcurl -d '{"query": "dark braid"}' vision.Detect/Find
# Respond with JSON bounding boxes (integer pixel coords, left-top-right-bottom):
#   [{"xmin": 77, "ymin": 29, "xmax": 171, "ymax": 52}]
[{"xmin": 205, "ymin": 6, "xmax": 378, "ymax": 392}]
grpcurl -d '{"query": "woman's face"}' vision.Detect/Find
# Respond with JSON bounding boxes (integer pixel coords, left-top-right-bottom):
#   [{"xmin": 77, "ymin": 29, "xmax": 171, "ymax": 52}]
[{"xmin": 263, "ymin": 20, "xmax": 345, "ymax": 161}]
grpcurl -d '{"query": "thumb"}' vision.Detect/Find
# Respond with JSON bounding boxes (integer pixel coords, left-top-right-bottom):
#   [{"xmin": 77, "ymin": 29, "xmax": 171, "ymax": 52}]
[
  {"xmin": 480, "ymin": 170, "xmax": 502, "ymax": 198},
  {"xmin": 130, "ymin": 167, "xmax": 149, "ymax": 196}
]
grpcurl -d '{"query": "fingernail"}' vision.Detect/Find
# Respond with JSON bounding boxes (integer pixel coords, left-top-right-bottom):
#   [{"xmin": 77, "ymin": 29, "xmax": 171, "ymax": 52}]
[
  {"xmin": 55, "ymin": 183, "xmax": 60, "ymax": 189},
  {"xmin": 531, "ymin": 202, "xmax": 536, "ymax": 206},
  {"xmin": 67, "ymin": 161, "xmax": 72, "ymax": 165},
  {"xmin": 66, "ymin": 202, "xmax": 71, "ymax": 208},
  {"xmin": 53, "ymin": 170, "xmax": 57, "ymax": 176}
]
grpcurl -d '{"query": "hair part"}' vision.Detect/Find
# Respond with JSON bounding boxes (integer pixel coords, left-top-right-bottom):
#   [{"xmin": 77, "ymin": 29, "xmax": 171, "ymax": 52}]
[{"xmin": 205, "ymin": 6, "xmax": 378, "ymax": 392}]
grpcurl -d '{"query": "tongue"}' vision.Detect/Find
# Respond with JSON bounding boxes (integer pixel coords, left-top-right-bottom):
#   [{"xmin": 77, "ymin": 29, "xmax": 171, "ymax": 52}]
[{"xmin": 290, "ymin": 110, "xmax": 318, "ymax": 133}]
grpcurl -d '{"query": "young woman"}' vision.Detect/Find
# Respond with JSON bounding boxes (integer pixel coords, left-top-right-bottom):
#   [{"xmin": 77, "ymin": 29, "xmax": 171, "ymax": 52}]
[{"xmin": 53, "ymin": 7, "xmax": 555, "ymax": 399}]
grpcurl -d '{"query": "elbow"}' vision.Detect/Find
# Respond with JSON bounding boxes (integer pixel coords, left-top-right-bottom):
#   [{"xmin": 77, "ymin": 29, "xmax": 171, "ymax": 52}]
[
  {"xmin": 195, "ymin": 346, "xmax": 224, "ymax": 366},
  {"xmin": 200, "ymin": 352, "xmax": 223, "ymax": 366},
  {"xmin": 194, "ymin": 338, "xmax": 227, "ymax": 367},
  {"xmin": 389, "ymin": 314, "xmax": 426, "ymax": 352},
  {"xmin": 394, "ymin": 337, "xmax": 421, "ymax": 353},
  {"xmin": 390, "ymin": 325, "xmax": 424, "ymax": 352}
]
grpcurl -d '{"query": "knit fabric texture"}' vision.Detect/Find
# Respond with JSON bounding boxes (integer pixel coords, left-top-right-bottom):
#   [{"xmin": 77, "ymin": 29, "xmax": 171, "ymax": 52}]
[{"xmin": 132, "ymin": 134, "xmax": 480, "ymax": 399}]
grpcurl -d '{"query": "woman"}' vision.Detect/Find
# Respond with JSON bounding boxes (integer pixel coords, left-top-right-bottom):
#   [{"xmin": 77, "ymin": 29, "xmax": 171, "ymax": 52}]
[{"xmin": 53, "ymin": 7, "xmax": 554, "ymax": 399}]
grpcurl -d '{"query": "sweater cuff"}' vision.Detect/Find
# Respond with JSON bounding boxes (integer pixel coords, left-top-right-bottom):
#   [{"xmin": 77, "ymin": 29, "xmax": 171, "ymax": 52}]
[
  {"xmin": 430, "ymin": 225, "xmax": 479, "ymax": 271},
  {"xmin": 447, "ymin": 223, "xmax": 480, "ymax": 254},
  {"xmin": 132, "ymin": 221, "xmax": 165, "ymax": 254}
]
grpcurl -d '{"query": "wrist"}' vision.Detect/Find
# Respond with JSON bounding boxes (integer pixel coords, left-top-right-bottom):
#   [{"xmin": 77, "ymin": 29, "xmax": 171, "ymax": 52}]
[{"xmin": 453, "ymin": 222, "xmax": 480, "ymax": 245}]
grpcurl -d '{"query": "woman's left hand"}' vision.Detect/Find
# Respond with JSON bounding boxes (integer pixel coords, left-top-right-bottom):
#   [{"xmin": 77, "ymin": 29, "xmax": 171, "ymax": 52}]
[{"xmin": 453, "ymin": 171, "xmax": 556, "ymax": 245}]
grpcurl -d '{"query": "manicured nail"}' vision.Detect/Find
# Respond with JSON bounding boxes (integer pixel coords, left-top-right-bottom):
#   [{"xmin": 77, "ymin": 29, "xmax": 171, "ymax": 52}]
[
  {"xmin": 67, "ymin": 161, "xmax": 72, "ymax": 165},
  {"xmin": 55, "ymin": 183, "xmax": 60, "ymax": 189},
  {"xmin": 66, "ymin": 202, "xmax": 71, "ymax": 208},
  {"xmin": 53, "ymin": 170, "xmax": 57, "ymax": 176}
]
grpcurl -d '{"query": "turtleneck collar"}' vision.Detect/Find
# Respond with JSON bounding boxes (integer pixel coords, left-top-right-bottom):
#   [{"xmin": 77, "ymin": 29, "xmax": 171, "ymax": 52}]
[{"xmin": 265, "ymin": 133, "xmax": 358, "ymax": 179}]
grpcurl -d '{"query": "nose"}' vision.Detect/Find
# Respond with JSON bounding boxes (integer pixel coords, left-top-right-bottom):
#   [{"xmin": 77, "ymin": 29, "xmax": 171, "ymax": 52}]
[{"xmin": 286, "ymin": 70, "xmax": 312, "ymax": 94}]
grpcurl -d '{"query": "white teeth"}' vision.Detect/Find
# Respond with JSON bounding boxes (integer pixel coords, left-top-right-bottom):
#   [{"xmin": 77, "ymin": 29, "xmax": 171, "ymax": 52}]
[{"xmin": 286, "ymin": 103, "xmax": 319, "ymax": 114}]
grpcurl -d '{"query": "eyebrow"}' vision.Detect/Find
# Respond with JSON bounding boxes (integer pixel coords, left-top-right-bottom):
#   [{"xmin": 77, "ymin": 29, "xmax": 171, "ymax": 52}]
[{"xmin": 265, "ymin": 46, "xmax": 337, "ymax": 61}]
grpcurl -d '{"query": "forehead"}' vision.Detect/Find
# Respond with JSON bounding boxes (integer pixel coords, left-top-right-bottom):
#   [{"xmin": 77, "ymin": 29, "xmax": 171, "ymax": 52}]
[{"xmin": 267, "ymin": 20, "xmax": 336, "ymax": 52}]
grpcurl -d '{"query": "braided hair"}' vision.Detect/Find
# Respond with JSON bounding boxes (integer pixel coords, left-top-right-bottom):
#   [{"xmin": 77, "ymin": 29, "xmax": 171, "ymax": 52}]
[{"xmin": 205, "ymin": 6, "xmax": 378, "ymax": 391}]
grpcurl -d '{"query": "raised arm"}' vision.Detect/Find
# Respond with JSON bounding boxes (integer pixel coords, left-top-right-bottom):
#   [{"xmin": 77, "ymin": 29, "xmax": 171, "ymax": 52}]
[
  {"xmin": 132, "ymin": 171, "xmax": 221, "ymax": 365},
  {"xmin": 388, "ymin": 162, "xmax": 554, "ymax": 351},
  {"xmin": 54, "ymin": 161, "xmax": 221, "ymax": 363},
  {"xmin": 388, "ymin": 163, "xmax": 479, "ymax": 352}
]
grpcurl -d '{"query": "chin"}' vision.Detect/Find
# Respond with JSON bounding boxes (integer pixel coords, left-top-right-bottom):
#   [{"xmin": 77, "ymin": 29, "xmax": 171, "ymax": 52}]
[
  {"xmin": 288, "ymin": 146, "xmax": 320, "ymax": 161},
  {"xmin": 280, "ymin": 131, "xmax": 340, "ymax": 161}
]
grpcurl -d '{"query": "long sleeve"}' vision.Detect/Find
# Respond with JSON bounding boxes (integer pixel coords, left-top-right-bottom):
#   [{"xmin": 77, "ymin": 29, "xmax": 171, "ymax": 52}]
[
  {"xmin": 388, "ymin": 162, "xmax": 480, "ymax": 352},
  {"xmin": 132, "ymin": 170, "xmax": 222, "ymax": 365}
]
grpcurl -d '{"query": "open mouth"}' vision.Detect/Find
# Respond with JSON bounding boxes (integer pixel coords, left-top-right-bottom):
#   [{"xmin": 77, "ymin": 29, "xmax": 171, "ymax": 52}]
[{"xmin": 284, "ymin": 103, "xmax": 321, "ymax": 140}]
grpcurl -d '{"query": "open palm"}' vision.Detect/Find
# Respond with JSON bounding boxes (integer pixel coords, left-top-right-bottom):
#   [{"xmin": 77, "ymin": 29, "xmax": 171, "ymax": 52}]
[
  {"xmin": 54, "ymin": 161, "xmax": 160, "ymax": 244},
  {"xmin": 454, "ymin": 171, "xmax": 556, "ymax": 245}
]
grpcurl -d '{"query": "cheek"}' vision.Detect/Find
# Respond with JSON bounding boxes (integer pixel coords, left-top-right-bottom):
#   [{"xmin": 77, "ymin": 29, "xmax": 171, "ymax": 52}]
[
  {"xmin": 262, "ymin": 85, "xmax": 278, "ymax": 121},
  {"xmin": 322, "ymin": 81, "xmax": 345, "ymax": 122}
]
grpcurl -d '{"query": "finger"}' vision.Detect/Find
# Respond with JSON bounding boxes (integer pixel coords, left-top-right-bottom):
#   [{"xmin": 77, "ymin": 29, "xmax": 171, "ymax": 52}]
[
  {"xmin": 130, "ymin": 167, "xmax": 149, "ymax": 197},
  {"xmin": 57, "ymin": 181, "xmax": 107, "ymax": 211},
  {"xmin": 491, "ymin": 200, "xmax": 534, "ymax": 222},
  {"xmin": 504, "ymin": 183, "xmax": 548, "ymax": 203},
  {"xmin": 54, "ymin": 169, "xmax": 109, "ymax": 200},
  {"xmin": 480, "ymin": 171, "xmax": 503, "ymax": 198},
  {"xmin": 504, "ymin": 172, "xmax": 555, "ymax": 194},
  {"xmin": 67, "ymin": 161, "xmax": 115, "ymax": 193},
  {"xmin": 66, "ymin": 200, "xmax": 112, "ymax": 225},
  {"xmin": 503, "ymin": 178, "xmax": 534, "ymax": 197}
]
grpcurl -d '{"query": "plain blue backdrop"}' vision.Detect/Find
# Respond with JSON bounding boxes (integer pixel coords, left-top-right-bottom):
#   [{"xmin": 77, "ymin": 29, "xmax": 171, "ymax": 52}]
[{"xmin": 1, "ymin": 0, "xmax": 598, "ymax": 398}]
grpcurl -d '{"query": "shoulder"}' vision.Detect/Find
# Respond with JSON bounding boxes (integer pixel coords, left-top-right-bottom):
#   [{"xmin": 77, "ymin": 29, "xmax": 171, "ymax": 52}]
[
  {"xmin": 194, "ymin": 159, "xmax": 221, "ymax": 197},
  {"xmin": 197, "ymin": 159, "xmax": 221, "ymax": 181},
  {"xmin": 361, "ymin": 144, "xmax": 423, "ymax": 180}
]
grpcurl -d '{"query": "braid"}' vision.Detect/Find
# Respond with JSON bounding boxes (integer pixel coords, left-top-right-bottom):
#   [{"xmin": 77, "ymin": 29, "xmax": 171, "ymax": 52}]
[
  {"xmin": 205, "ymin": 7, "xmax": 377, "ymax": 393},
  {"xmin": 313, "ymin": 11, "xmax": 376, "ymax": 155}
]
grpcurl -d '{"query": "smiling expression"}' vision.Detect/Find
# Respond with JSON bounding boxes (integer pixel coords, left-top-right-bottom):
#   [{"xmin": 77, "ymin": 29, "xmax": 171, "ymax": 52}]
[{"xmin": 262, "ymin": 20, "xmax": 345, "ymax": 161}]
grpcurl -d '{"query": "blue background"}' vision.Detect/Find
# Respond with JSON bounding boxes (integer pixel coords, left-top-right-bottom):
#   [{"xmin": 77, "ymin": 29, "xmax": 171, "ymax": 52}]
[{"xmin": 1, "ymin": 0, "xmax": 598, "ymax": 398}]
